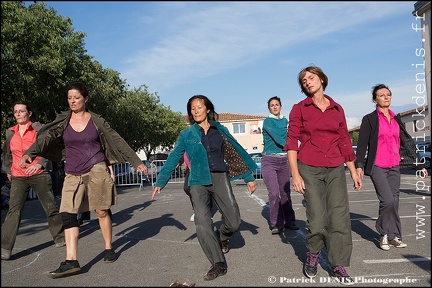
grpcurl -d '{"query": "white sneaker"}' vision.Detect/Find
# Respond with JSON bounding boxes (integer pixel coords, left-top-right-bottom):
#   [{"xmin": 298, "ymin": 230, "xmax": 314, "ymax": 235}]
[
  {"xmin": 379, "ymin": 234, "xmax": 390, "ymax": 250},
  {"xmin": 190, "ymin": 213, "xmax": 195, "ymax": 222},
  {"xmin": 388, "ymin": 237, "xmax": 407, "ymax": 248}
]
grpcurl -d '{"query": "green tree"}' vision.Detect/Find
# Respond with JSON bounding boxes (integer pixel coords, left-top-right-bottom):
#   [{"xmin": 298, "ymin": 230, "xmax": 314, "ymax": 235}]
[
  {"xmin": 351, "ymin": 131, "xmax": 359, "ymax": 145},
  {"xmin": 1, "ymin": 1, "xmax": 90, "ymax": 128},
  {"xmin": 112, "ymin": 86, "xmax": 187, "ymax": 160},
  {"xmin": 83, "ymin": 62, "xmax": 129, "ymax": 122},
  {"xmin": 1, "ymin": 1, "xmax": 186, "ymax": 157},
  {"xmin": 1, "ymin": 2, "xmax": 129, "ymax": 137}
]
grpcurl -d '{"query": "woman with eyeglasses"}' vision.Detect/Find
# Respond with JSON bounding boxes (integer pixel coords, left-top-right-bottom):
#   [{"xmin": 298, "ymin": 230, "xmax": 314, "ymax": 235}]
[{"xmin": 1, "ymin": 101, "xmax": 65, "ymax": 261}]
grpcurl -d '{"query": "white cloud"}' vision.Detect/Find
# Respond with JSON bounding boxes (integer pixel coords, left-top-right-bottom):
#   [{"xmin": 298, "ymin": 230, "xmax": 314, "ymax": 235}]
[{"xmin": 121, "ymin": 2, "xmax": 411, "ymax": 89}]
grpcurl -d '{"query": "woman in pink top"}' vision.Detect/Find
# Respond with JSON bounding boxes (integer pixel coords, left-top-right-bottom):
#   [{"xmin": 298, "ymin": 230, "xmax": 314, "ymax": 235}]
[
  {"xmin": 180, "ymin": 153, "xmax": 194, "ymax": 221},
  {"xmin": 355, "ymin": 84, "xmax": 428, "ymax": 251}
]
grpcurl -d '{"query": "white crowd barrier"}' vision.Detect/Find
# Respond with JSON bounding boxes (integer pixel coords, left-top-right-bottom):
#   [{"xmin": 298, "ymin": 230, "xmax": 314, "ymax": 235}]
[
  {"xmin": 112, "ymin": 160, "xmax": 187, "ymax": 191},
  {"xmin": 112, "ymin": 158, "xmax": 263, "ymax": 191}
]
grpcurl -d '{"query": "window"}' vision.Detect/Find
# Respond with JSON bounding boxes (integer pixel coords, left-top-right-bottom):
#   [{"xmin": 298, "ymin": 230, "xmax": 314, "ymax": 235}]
[{"xmin": 232, "ymin": 123, "xmax": 246, "ymax": 134}]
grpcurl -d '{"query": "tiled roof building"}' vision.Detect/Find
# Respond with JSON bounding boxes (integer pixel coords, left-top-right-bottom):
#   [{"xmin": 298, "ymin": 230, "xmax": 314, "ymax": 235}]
[
  {"xmin": 182, "ymin": 112, "xmax": 266, "ymax": 124},
  {"xmin": 182, "ymin": 112, "xmax": 267, "ymax": 153}
]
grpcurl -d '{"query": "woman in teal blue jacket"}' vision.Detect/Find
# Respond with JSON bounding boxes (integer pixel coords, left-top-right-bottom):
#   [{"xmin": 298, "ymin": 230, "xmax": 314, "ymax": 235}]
[
  {"xmin": 152, "ymin": 95, "xmax": 257, "ymax": 281},
  {"xmin": 262, "ymin": 96, "xmax": 297, "ymax": 235}
]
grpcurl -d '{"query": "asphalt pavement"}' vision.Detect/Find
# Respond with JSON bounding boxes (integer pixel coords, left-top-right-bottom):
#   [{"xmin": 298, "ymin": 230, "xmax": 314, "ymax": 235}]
[{"xmin": 1, "ymin": 171, "xmax": 431, "ymax": 287}]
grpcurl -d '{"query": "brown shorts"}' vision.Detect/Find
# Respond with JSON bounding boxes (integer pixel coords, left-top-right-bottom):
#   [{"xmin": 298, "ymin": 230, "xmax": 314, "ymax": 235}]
[{"xmin": 60, "ymin": 162, "xmax": 117, "ymax": 213}]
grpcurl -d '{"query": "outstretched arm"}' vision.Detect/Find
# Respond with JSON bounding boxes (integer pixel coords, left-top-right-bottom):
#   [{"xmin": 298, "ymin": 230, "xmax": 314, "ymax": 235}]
[
  {"xmin": 152, "ymin": 186, "xmax": 161, "ymax": 200},
  {"xmin": 135, "ymin": 163, "xmax": 148, "ymax": 176},
  {"xmin": 246, "ymin": 181, "xmax": 257, "ymax": 194}
]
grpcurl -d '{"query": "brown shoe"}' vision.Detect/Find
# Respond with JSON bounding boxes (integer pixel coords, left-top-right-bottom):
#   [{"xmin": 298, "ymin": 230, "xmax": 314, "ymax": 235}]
[{"xmin": 204, "ymin": 262, "xmax": 227, "ymax": 281}]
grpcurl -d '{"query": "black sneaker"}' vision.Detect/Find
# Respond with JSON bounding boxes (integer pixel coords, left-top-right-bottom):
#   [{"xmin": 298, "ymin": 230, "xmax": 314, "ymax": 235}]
[
  {"xmin": 331, "ymin": 266, "xmax": 355, "ymax": 286},
  {"xmin": 48, "ymin": 260, "xmax": 80, "ymax": 279},
  {"xmin": 303, "ymin": 251, "xmax": 320, "ymax": 278},
  {"xmin": 104, "ymin": 249, "xmax": 118, "ymax": 263}
]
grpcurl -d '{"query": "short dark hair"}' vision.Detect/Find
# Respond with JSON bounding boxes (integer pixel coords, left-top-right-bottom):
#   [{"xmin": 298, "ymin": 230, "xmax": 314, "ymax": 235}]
[
  {"xmin": 371, "ymin": 84, "xmax": 391, "ymax": 102},
  {"xmin": 67, "ymin": 82, "xmax": 90, "ymax": 98},
  {"xmin": 267, "ymin": 96, "xmax": 281, "ymax": 108},
  {"xmin": 13, "ymin": 100, "xmax": 37, "ymax": 122}
]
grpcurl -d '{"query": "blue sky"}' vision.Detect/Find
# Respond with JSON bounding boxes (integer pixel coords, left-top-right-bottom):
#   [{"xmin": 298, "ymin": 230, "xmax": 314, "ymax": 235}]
[{"xmin": 40, "ymin": 1, "xmax": 426, "ymax": 129}]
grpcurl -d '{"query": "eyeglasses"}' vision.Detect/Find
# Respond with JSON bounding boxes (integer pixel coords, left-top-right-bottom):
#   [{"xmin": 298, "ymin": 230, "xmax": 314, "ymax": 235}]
[{"xmin": 14, "ymin": 110, "xmax": 28, "ymax": 115}]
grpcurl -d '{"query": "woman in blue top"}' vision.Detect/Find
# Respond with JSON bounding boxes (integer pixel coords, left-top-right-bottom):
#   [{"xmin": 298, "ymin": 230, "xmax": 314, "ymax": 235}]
[
  {"xmin": 262, "ymin": 96, "xmax": 298, "ymax": 235},
  {"xmin": 152, "ymin": 95, "xmax": 257, "ymax": 281}
]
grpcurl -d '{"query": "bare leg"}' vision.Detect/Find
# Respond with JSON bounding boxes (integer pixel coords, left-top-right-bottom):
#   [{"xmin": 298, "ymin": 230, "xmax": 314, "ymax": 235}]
[
  {"xmin": 65, "ymin": 227, "xmax": 79, "ymax": 260},
  {"xmin": 95, "ymin": 209, "xmax": 113, "ymax": 249}
]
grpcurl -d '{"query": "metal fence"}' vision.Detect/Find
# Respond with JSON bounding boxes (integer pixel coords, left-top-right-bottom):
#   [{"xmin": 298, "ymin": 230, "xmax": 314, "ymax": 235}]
[
  {"xmin": 112, "ymin": 160, "xmax": 186, "ymax": 191},
  {"xmin": 112, "ymin": 157, "xmax": 263, "ymax": 190},
  {"xmin": 251, "ymin": 156, "xmax": 262, "ymax": 180}
]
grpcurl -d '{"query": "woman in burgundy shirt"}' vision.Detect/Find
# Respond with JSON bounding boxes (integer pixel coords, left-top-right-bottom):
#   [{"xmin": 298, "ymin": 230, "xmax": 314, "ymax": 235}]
[{"xmin": 284, "ymin": 66, "xmax": 361, "ymax": 285}]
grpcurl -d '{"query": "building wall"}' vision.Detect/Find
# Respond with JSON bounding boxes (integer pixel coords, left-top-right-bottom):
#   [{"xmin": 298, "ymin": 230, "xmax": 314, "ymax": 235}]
[
  {"xmin": 137, "ymin": 115, "xmax": 267, "ymax": 159},
  {"xmin": 399, "ymin": 106, "xmax": 430, "ymax": 143},
  {"xmin": 220, "ymin": 119, "xmax": 265, "ymax": 153}
]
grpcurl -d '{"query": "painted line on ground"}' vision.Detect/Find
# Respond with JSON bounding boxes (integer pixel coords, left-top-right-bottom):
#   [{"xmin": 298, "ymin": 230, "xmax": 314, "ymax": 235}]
[{"xmin": 363, "ymin": 257, "xmax": 431, "ymax": 264}]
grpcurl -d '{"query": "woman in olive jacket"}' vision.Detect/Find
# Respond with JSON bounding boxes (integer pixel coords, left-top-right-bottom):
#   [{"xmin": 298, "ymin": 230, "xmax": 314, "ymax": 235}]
[{"xmin": 20, "ymin": 82, "xmax": 147, "ymax": 279}]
